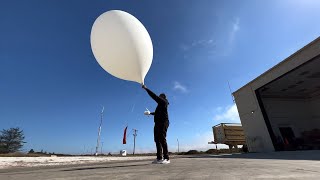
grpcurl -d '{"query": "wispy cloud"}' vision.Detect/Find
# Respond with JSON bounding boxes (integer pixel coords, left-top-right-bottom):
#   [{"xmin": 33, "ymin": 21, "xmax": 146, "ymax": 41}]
[
  {"xmin": 173, "ymin": 81, "xmax": 188, "ymax": 93},
  {"xmin": 179, "ymin": 39, "xmax": 216, "ymax": 59},
  {"xmin": 229, "ymin": 17, "xmax": 240, "ymax": 43},
  {"xmin": 191, "ymin": 39, "xmax": 214, "ymax": 47},
  {"xmin": 131, "ymin": 103, "xmax": 135, "ymax": 113},
  {"xmin": 213, "ymin": 104, "xmax": 240, "ymax": 123},
  {"xmin": 180, "ymin": 39, "xmax": 215, "ymax": 52},
  {"xmin": 178, "ymin": 17, "xmax": 240, "ymax": 58},
  {"xmin": 180, "ymin": 44, "xmax": 190, "ymax": 51},
  {"xmin": 183, "ymin": 121, "xmax": 191, "ymax": 126}
]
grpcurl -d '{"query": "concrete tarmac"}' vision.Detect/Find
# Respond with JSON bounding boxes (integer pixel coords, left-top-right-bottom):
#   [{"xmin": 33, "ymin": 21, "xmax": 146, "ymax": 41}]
[{"xmin": 1, "ymin": 151, "xmax": 320, "ymax": 180}]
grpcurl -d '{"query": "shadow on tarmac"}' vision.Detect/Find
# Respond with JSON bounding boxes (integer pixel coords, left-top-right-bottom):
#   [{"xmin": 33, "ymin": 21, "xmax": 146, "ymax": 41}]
[
  {"xmin": 61, "ymin": 163, "xmax": 150, "ymax": 172},
  {"xmin": 185, "ymin": 150, "xmax": 320, "ymax": 161}
]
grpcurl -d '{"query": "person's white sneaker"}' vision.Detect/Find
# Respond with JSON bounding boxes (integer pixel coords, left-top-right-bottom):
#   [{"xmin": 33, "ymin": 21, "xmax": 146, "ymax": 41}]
[
  {"xmin": 160, "ymin": 159, "xmax": 170, "ymax": 164},
  {"xmin": 152, "ymin": 159, "xmax": 163, "ymax": 164}
]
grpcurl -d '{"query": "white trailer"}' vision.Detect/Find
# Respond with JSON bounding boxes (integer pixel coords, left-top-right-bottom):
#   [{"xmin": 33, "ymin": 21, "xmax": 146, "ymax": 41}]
[{"xmin": 209, "ymin": 123, "xmax": 246, "ymax": 149}]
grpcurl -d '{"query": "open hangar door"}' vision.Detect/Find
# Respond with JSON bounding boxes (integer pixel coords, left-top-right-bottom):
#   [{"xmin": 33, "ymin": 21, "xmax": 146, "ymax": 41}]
[{"xmin": 256, "ymin": 55, "xmax": 320, "ymax": 151}]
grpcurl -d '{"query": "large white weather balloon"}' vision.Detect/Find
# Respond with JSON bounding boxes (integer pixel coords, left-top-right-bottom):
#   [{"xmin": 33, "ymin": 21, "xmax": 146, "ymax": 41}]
[{"xmin": 90, "ymin": 10, "xmax": 153, "ymax": 84}]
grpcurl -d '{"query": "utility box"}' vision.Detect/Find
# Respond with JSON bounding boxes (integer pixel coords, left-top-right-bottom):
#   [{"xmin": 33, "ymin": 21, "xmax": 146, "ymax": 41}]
[
  {"xmin": 120, "ymin": 150, "xmax": 127, "ymax": 156},
  {"xmin": 210, "ymin": 123, "xmax": 246, "ymax": 148}
]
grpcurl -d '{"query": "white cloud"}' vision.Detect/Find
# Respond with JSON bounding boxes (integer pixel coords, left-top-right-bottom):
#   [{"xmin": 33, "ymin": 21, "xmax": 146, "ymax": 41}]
[
  {"xmin": 173, "ymin": 81, "xmax": 188, "ymax": 93},
  {"xmin": 213, "ymin": 104, "xmax": 240, "ymax": 123},
  {"xmin": 183, "ymin": 121, "xmax": 191, "ymax": 126},
  {"xmin": 233, "ymin": 19, "xmax": 240, "ymax": 32},
  {"xmin": 229, "ymin": 17, "xmax": 240, "ymax": 43},
  {"xmin": 214, "ymin": 106, "xmax": 223, "ymax": 112},
  {"xmin": 180, "ymin": 44, "xmax": 190, "ymax": 51},
  {"xmin": 167, "ymin": 104, "xmax": 241, "ymax": 153},
  {"xmin": 127, "ymin": 132, "xmax": 229, "ymax": 154},
  {"xmin": 124, "ymin": 131, "xmax": 222, "ymax": 154},
  {"xmin": 175, "ymin": 131, "xmax": 229, "ymax": 152},
  {"xmin": 124, "ymin": 131, "xmax": 230, "ymax": 154}
]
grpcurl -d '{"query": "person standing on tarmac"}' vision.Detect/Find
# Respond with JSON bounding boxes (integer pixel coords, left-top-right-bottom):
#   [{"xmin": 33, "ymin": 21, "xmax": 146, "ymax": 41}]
[{"xmin": 142, "ymin": 85, "xmax": 170, "ymax": 164}]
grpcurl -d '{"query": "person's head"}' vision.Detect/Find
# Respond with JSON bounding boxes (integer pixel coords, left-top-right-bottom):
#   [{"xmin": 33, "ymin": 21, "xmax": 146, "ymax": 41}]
[{"xmin": 159, "ymin": 93, "xmax": 166, "ymax": 99}]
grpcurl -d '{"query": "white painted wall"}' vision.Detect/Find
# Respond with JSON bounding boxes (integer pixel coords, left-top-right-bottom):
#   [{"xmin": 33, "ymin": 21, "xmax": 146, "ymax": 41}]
[
  {"xmin": 234, "ymin": 86, "xmax": 274, "ymax": 152},
  {"xmin": 261, "ymin": 98, "xmax": 312, "ymax": 138}
]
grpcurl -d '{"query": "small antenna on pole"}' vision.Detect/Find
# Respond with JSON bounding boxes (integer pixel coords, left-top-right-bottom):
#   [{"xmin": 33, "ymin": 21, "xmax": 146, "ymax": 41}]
[
  {"xmin": 95, "ymin": 106, "xmax": 104, "ymax": 156},
  {"xmin": 133, "ymin": 129, "xmax": 138, "ymax": 155},
  {"xmin": 227, "ymin": 81, "xmax": 235, "ymax": 103},
  {"xmin": 177, "ymin": 139, "xmax": 179, "ymax": 153}
]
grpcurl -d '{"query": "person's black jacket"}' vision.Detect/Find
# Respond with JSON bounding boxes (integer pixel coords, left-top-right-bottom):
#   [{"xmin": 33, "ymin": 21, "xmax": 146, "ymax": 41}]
[{"xmin": 145, "ymin": 88, "xmax": 169, "ymax": 125}]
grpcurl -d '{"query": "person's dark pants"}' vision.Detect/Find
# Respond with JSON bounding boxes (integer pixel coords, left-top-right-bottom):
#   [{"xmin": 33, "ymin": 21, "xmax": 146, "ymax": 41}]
[{"xmin": 154, "ymin": 122, "xmax": 169, "ymax": 160}]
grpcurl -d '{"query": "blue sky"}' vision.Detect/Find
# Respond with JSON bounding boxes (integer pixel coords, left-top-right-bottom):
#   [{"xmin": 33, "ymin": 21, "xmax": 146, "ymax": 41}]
[{"xmin": 1, "ymin": 0, "xmax": 320, "ymax": 154}]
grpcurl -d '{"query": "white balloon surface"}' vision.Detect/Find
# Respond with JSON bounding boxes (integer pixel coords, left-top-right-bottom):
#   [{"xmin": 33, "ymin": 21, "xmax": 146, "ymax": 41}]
[{"xmin": 91, "ymin": 10, "xmax": 153, "ymax": 84}]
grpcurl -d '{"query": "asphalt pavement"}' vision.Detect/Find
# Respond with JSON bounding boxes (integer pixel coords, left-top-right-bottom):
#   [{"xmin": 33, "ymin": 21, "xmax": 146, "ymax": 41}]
[{"xmin": 1, "ymin": 151, "xmax": 320, "ymax": 180}]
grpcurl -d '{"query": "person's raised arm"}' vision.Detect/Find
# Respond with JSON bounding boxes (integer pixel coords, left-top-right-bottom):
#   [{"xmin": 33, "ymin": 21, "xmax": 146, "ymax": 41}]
[{"xmin": 142, "ymin": 85, "xmax": 164, "ymax": 104}]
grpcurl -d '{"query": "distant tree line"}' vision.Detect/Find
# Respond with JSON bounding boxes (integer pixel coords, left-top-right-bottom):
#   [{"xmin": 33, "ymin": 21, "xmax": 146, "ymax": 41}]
[
  {"xmin": 0, "ymin": 127, "xmax": 26, "ymax": 154},
  {"xmin": 28, "ymin": 149, "xmax": 55, "ymax": 155}
]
